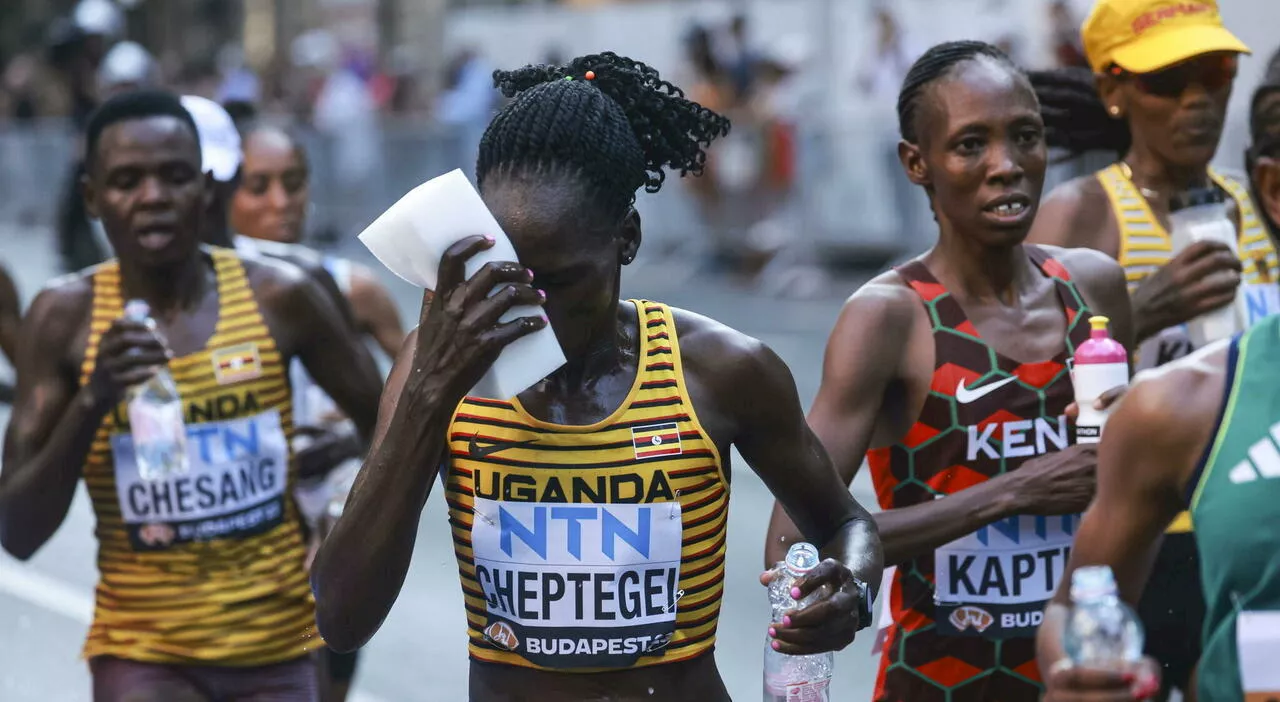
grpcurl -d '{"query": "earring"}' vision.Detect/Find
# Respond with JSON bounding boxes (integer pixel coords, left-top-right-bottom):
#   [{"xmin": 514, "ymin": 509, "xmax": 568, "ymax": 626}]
[
  {"xmin": 622, "ymin": 252, "xmax": 635, "ymax": 264},
  {"xmin": 1108, "ymin": 105, "xmax": 1120, "ymax": 116}
]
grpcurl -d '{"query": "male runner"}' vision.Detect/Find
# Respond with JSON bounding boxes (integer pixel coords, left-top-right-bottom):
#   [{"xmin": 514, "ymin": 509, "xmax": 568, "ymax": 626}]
[
  {"xmin": 0, "ymin": 90, "xmax": 382, "ymax": 701},
  {"xmin": 1027, "ymin": 2, "xmax": 1277, "ymax": 696},
  {"xmin": 764, "ymin": 42, "xmax": 1134, "ymax": 701}
]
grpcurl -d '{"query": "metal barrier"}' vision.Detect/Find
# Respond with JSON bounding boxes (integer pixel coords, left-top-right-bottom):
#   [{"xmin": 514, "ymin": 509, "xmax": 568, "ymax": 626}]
[{"xmin": 0, "ymin": 115, "xmax": 1104, "ymax": 266}]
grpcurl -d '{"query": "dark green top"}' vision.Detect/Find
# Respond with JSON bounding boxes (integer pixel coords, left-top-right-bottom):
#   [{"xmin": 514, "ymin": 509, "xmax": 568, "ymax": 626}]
[{"xmin": 1190, "ymin": 315, "xmax": 1280, "ymax": 700}]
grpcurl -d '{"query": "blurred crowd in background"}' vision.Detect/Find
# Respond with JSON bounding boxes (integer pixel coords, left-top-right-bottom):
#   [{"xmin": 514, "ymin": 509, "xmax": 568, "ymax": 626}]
[{"xmin": 0, "ymin": 0, "xmax": 1264, "ymax": 295}]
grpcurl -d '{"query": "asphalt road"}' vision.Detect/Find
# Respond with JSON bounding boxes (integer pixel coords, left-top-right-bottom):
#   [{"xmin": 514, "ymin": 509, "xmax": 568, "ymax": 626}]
[{"xmin": 0, "ymin": 223, "xmax": 884, "ymax": 702}]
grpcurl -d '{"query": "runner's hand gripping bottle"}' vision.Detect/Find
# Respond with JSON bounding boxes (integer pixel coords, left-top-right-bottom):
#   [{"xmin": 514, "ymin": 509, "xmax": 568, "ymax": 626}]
[
  {"xmin": 124, "ymin": 299, "xmax": 189, "ymax": 481},
  {"xmin": 1061, "ymin": 566, "xmax": 1160, "ymax": 697},
  {"xmin": 1071, "ymin": 316, "xmax": 1129, "ymax": 444},
  {"xmin": 764, "ymin": 542, "xmax": 834, "ymax": 702}
]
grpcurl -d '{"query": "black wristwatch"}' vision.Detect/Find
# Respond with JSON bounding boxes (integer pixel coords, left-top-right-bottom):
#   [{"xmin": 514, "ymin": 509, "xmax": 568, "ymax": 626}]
[{"xmin": 852, "ymin": 578, "xmax": 873, "ymax": 632}]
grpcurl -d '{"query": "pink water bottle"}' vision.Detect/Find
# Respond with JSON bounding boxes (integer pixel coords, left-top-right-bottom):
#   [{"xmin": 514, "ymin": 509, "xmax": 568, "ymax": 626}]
[{"xmin": 1072, "ymin": 316, "xmax": 1129, "ymax": 444}]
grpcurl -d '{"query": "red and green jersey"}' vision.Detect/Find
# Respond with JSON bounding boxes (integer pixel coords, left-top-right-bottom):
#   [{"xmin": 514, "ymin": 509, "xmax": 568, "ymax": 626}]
[{"xmin": 869, "ymin": 246, "xmax": 1092, "ymax": 702}]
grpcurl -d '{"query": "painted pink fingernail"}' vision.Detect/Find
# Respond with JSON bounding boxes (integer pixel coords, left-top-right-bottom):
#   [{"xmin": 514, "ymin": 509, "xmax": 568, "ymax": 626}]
[
  {"xmin": 771, "ymin": 640, "xmax": 781, "ymax": 651},
  {"xmin": 768, "ymin": 627, "xmax": 776, "ymax": 637},
  {"xmin": 791, "ymin": 587, "xmax": 802, "ymax": 599},
  {"xmin": 484, "ymin": 235, "xmax": 495, "ymax": 244},
  {"xmin": 538, "ymin": 289, "xmax": 547, "ymax": 300},
  {"xmin": 783, "ymin": 616, "xmax": 792, "ymax": 627}
]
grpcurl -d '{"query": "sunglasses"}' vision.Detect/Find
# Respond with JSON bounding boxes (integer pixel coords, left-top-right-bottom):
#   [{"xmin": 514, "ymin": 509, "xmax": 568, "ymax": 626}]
[{"xmin": 1110, "ymin": 54, "xmax": 1239, "ymax": 98}]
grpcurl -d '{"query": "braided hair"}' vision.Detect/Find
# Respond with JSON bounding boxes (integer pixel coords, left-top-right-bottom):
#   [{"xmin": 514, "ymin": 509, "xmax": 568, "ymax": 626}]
[
  {"xmin": 1030, "ymin": 67, "xmax": 1131, "ymax": 159},
  {"xmin": 897, "ymin": 41, "xmax": 1023, "ymax": 144},
  {"xmin": 476, "ymin": 52, "xmax": 730, "ymax": 220}
]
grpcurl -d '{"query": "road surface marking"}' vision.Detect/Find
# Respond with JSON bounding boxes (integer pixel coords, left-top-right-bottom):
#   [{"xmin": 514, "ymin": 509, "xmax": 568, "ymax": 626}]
[{"xmin": 0, "ymin": 561, "xmax": 391, "ymax": 702}]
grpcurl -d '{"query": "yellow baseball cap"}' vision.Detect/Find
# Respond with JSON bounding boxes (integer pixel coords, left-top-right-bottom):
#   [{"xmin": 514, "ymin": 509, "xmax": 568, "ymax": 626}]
[{"xmin": 1082, "ymin": 0, "xmax": 1250, "ymax": 74}]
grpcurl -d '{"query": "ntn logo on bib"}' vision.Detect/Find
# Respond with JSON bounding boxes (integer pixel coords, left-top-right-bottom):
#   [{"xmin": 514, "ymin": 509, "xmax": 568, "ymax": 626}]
[
  {"xmin": 471, "ymin": 498, "xmax": 682, "ymax": 668},
  {"xmin": 110, "ymin": 410, "xmax": 289, "ymax": 550}
]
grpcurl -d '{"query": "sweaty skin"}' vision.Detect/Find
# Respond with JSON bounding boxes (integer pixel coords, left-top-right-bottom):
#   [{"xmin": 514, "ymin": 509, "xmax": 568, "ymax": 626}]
[
  {"xmin": 1029, "ymin": 54, "xmax": 1246, "ymax": 345},
  {"xmin": 0, "ymin": 115, "xmax": 383, "ymax": 561},
  {"xmin": 765, "ymin": 56, "xmax": 1135, "ymax": 569},
  {"xmin": 1036, "ymin": 342, "xmax": 1226, "ymax": 701},
  {"xmin": 312, "ymin": 175, "xmax": 883, "ymax": 702}
]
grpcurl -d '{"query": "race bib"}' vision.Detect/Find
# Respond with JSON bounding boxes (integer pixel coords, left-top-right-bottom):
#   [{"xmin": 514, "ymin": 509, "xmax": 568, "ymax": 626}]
[
  {"xmin": 934, "ymin": 514, "xmax": 1080, "ymax": 638},
  {"xmin": 1239, "ymin": 611, "xmax": 1280, "ymax": 701},
  {"xmin": 1137, "ymin": 283, "xmax": 1280, "ymax": 371},
  {"xmin": 1241, "ymin": 283, "xmax": 1280, "ymax": 328},
  {"xmin": 110, "ymin": 410, "xmax": 289, "ymax": 550},
  {"xmin": 470, "ymin": 497, "xmax": 682, "ymax": 669}
]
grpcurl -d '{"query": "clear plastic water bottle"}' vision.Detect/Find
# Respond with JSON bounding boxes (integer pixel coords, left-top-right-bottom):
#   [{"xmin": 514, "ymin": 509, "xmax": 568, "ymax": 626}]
[
  {"xmin": 1062, "ymin": 566, "xmax": 1144, "ymax": 669},
  {"xmin": 123, "ymin": 300, "xmax": 189, "ymax": 482},
  {"xmin": 764, "ymin": 542, "xmax": 833, "ymax": 702}
]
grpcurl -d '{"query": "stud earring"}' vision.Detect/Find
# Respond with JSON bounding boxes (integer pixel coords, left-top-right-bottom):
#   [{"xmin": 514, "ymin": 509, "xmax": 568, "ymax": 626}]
[{"xmin": 1108, "ymin": 105, "xmax": 1120, "ymax": 116}]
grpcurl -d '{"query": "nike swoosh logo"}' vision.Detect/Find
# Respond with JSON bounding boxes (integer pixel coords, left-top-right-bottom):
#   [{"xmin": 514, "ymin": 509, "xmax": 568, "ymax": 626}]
[
  {"xmin": 955, "ymin": 376, "xmax": 1018, "ymax": 404},
  {"xmin": 468, "ymin": 434, "xmax": 540, "ymax": 458}
]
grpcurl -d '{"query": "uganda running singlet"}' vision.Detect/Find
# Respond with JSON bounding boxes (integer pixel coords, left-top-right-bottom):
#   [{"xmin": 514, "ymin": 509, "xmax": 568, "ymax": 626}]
[
  {"xmin": 80, "ymin": 248, "xmax": 319, "ymax": 665},
  {"xmin": 1188, "ymin": 317, "xmax": 1280, "ymax": 701},
  {"xmin": 869, "ymin": 247, "xmax": 1091, "ymax": 701},
  {"xmin": 445, "ymin": 301, "xmax": 728, "ymax": 672},
  {"xmin": 1096, "ymin": 162, "xmax": 1279, "ymax": 535}
]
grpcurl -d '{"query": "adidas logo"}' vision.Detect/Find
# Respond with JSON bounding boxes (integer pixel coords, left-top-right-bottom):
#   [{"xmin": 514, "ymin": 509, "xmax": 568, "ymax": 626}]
[{"xmin": 1227, "ymin": 421, "xmax": 1280, "ymax": 484}]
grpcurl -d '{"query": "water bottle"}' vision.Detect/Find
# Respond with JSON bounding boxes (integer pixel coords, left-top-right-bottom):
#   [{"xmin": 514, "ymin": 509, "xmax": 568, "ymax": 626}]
[
  {"xmin": 1062, "ymin": 566, "xmax": 1144, "ymax": 669},
  {"xmin": 764, "ymin": 542, "xmax": 833, "ymax": 702},
  {"xmin": 123, "ymin": 300, "xmax": 189, "ymax": 482},
  {"xmin": 1071, "ymin": 316, "xmax": 1129, "ymax": 444},
  {"xmin": 1169, "ymin": 187, "xmax": 1243, "ymax": 347}
]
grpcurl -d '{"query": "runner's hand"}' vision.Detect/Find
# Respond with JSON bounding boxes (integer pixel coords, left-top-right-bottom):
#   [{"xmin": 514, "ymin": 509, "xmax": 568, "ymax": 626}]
[
  {"xmin": 89, "ymin": 317, "xmax": 173, "ymax": 405},
  {"xmin": 1131, "ymin": 240, "xmax": 1241, "ymax": 341},
  {"xmin": 1009, "ymin": 444, "xmax": 1097, "ymax": 516},
  {"xmin": 294, "ymin": 426, "xmax": 361, "ymax": 481},
  {"xmin": 411, "ymin": 235, "xmax": 546, "ymax": 401},
  {"xmin": 1064, "ymin": 385, "xmax": 1128, "ymax": 421},
  {"xmin": 1044, "ymin": 657, "xmax": 1161, "ymax": 701},
  {"xmin": 764, "ymin": 558, "xmax": 865, "ymax": 654}
]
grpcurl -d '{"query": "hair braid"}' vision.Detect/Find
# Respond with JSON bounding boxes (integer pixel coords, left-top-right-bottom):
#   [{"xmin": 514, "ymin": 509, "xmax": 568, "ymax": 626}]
[
  {"xmin": 478, "ymin": 52, "xmax": 730, "ymax": 218},
  {"xmin": 1029, "ymin": 67, "xmax": 1132, "ymax": 159},
  {"xmin": 897, "ymin": 41, "xmax": 1022, "ymax": 144}
]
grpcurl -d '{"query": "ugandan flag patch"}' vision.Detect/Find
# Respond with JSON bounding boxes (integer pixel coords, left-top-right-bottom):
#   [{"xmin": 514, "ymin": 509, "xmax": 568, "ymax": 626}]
[
  {"xmin": 631, "ymin": 422, "xmax": 682, "ymax": 460},
  {"xmin": 211, "ymin": 343, "xmax": 263, "ymax": 385}
]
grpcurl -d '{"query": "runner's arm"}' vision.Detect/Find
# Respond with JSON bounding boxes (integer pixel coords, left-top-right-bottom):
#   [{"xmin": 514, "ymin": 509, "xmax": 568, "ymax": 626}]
[
  {"xmin": 348, "ymin": 264, "xmax": 408, "ymax": 359},
  {"xmin": 274, "ymin": 271, "xmax": 383, "ymax": 443},
  {"xmin": 0, "ymin": 287, "xmax": 101, "ymax": 559},
  {"xmin": 312, "ymin": 328, "xmax": 450, "ymax": 652},
  {"xmin": 765, "ymin": 286, "xmax": 1030, "ymax": 568},
  {"xmin": 733, "ymin": 338, "xmax": 883, "ymax": 589},
  {"xmin": 1036, "ymin": 353, "xmax": 1218, "ymax": 674},
  {"xmin": 0, "ymin": 264, "xmax": 20, "ymax": 363}
]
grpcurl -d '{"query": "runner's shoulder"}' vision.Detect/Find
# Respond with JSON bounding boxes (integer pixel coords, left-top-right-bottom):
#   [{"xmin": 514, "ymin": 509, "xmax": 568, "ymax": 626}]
[
  {"xmin": 237, "ymin": 249, "xmax": 327, "ymax": 312},
  {"xmin": 1123, "ymin": 340, "xmax": 1230, "ymax": 437},
  {"xmin": 667, "ymin": 306, "xmax": 794, "ymax": 393},
  {"xmin": 839, "ymin": 267, "xmax": 927, "ymax": 333},
  {"xmin": 1031, "ymin": 174, "xmax": 1115, "ymax": 250},
  {"xmin": 25, "ymin": 267, "xmax": 96, "ymax": 344},
  {"xmin": 1037, "ymin": 245, "xmax": 1125, "ymax": 293}
]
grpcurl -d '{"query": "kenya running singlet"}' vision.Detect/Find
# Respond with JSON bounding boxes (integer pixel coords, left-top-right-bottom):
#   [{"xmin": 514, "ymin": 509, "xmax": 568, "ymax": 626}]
[
  {"xmin": 1096, "ymin": 162, "xmax": 1280, "ymax": 533},
  {"xmin": 80, "ymin": 248, "xmax": 318, "ymax": 665},
  {"xmin": 868, "ymin": 247, "xmax": 1091, "ymax": 701},
  {"xmin": 1187, "ymin": 318, "xmax": 1280, "ymax": 701},
  {"xmin": 445, "ymin": 301, "xmax": 728, "ymax": 672}
]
